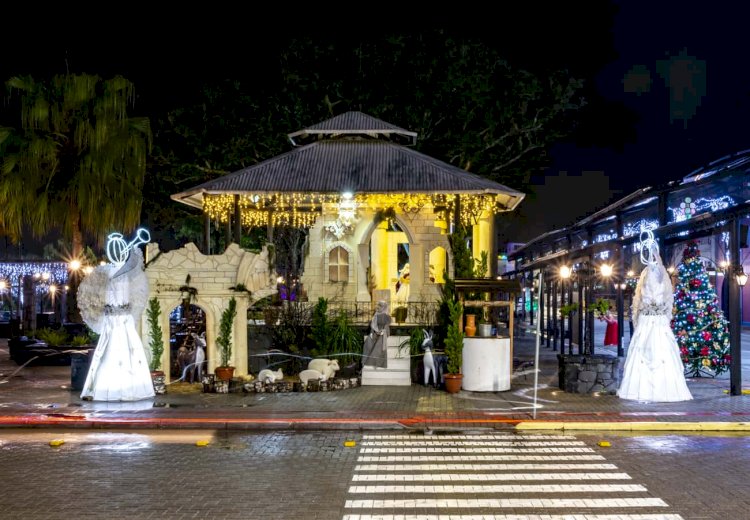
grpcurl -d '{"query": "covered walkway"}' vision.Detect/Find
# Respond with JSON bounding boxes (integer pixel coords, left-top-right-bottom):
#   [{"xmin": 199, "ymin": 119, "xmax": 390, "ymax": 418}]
[{"xmin": 507, "ymin": 150, "xmax": 750, "ymax": 395}]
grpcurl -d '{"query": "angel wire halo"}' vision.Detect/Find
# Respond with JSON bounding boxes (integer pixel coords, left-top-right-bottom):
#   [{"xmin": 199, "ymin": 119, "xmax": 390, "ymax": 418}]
[
  {"xmin": 639, "ymin": 229, "xmax": 659, "ymax": 266},
  {"xmin": 106, "ymin": 228, "xmax": 151, "ymax": 267}
]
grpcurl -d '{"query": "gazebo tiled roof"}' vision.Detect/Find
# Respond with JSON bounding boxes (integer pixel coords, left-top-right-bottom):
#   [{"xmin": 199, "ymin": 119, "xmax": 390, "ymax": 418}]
[
  {"xmin": 288, "ymin": 111, "xmax": 417, "ymax": 146},
  {"xmin": 171, "ymin": 112, "xmax": 525, "ymax": 212}
]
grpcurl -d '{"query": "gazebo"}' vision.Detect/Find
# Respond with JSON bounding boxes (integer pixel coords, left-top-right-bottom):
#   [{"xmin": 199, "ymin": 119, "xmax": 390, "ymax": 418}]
[{"xmin": 171, "ymin": 111, "xmax": 525, "ymax": 317}]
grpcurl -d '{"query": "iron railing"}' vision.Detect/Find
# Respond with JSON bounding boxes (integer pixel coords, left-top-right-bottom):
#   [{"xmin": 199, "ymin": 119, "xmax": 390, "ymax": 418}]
[{"xmin": 253, "ymin": 300, "xmax": 441, "ymax": 326}]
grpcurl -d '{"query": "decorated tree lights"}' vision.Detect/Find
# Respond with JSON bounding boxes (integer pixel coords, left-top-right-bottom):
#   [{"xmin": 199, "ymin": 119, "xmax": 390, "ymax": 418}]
[{"xmin": 671, "ymin": 241, "xmax": 731, "ymax": 377}]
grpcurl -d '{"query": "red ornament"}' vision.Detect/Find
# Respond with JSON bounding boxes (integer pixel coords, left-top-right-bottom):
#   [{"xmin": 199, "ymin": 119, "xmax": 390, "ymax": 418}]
[
  {"xmin": 691, "ymin": 279, "xmax": 701, "ymax": 288},
  {"xmin": 700, "ymin": 347, "xmax": 709, "ymax": 356},
  {"xmin": 687, "ymin": 314, "xmax": 696, "ymax": 324},
  {"xmin": 702, "ymin": 331, "xmax": 712, "ymax": 341}
]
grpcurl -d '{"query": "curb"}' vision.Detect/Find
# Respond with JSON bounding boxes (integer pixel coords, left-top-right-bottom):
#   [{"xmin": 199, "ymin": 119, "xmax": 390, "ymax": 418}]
[{"xmin": 515, "ymin": 421, "xmax": 750, "ymax": 431}]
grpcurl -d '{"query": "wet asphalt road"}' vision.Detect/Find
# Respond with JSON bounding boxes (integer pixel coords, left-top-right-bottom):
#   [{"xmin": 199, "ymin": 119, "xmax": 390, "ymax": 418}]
[{"xmin": 0, "ymin": 429, "xmax": 747, "ymax": 519}]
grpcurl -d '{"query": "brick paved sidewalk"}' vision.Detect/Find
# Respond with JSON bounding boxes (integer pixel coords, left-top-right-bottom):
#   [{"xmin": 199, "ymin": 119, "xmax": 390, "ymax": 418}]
[{"xmin": 1, "ymin": 331, "xmax": 749, "ymax": 431}]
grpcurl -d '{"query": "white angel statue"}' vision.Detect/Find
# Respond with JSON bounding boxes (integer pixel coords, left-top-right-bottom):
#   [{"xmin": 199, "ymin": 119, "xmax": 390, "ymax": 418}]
[
  {"xmin": 78, "ymin": 230, "xmax": 155, "ymax": 401},
  {"xmin": 617, "ymin": 230, "xmax": 692, "ymax": 402}
]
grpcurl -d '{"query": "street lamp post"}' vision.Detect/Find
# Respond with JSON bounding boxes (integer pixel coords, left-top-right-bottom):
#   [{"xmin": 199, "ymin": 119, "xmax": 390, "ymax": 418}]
[
  {"xmin": 613, "ymin": 282, "xmax": 627, "ymax": 357},
  {"xmin": 560, "ymin": 265, "xmax": 571, "ymax": 354},
  {"xmin": 594, "ymin": 263, "xmax": 614, "ymax": 356},
  {"xmin": 729, "ymin": 263, "xmax": 746, "ymax": 396}
]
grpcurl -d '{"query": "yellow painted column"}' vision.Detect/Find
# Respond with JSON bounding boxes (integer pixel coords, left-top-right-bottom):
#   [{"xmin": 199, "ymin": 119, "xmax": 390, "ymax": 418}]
[
  {"xmin": 472, "ymin": 214, "xmax": 493, "ymax": 275},
  {"xmin": 371, "ymin": 222, "xmax": 389, "ymax": 290},
  {"xmin": 388, "ymin": 231, "xmax": 407, "ymax": 301}
]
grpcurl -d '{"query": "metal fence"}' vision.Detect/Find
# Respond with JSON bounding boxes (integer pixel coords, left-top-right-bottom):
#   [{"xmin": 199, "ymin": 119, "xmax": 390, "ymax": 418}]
[{"xmin": 253, "ymin": 300, "xmax": 441, "ymax": 326}]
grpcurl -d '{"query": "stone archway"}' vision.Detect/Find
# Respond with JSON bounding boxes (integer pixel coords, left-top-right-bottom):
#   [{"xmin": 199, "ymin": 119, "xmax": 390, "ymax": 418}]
[
  {"xmin": 357, "ymin": 214, "xmax": 417, "ymax": 304},
  {"xmin": 356, "ymin": 211, "xmax": 451, "ymax": 306},
  {"xmin": 142, "ymin": 242, "xmax": 275, "ymax": 382}
]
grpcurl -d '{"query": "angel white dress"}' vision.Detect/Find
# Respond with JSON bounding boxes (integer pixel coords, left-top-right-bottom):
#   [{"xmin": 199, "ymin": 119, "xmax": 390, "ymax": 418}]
[
  {"xmin": 79, "ymin": 248, "xmax": 155, "ymax": 401},
  {"xmin": 617, "ymin": 258, "xmax": 692, "ymax": 402}
]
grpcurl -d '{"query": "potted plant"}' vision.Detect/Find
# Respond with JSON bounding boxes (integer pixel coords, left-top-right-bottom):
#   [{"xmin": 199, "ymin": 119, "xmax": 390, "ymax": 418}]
[
  {"xmin": 559, "ymin": 302, "xmax": 578, "ymax": 319},
  {"xmin": 443, "ymin": 298, "xmax": 464, "ymax": 393},
  {"xmin": 146, "ymin": 297, "xmax": 167, "ymax": 394},
  {"xmin": 477, "ymin": 306, "xmax": 492, "ymax": 337},
  {"xmin": 399, "ymin": 327, "xmax": 426, "ymax": 383},
  {"xmin": 215, "ymin": 297, "xmax": 237, "ymax": 381},
  {"xmin": 591, "ymin": 298, "xmax": 611, "ymax": 319}
]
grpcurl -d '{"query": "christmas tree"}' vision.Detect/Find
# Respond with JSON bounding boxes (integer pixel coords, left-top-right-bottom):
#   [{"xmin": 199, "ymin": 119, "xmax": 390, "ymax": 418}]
[{"xmin": 671, "ymin": 240, "xmax": 731, "ymax": 376}]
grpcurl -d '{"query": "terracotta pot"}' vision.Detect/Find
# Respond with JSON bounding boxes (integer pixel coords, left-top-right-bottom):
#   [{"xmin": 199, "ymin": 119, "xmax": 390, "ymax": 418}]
[
  {"xmin": 215, "ymin": 366, "xmax": 235, "ymax": 381},
  {"xmin": 444, "ymin": 373, "xmax": 463, "ymax": 393},
  {"xmin": 464, "ymin": 314, "xmax": 476, "ymax": 337}
]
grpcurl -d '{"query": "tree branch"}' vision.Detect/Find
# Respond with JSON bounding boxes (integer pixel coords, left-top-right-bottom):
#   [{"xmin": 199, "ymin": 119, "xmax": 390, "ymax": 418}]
[{"xmin": 492, "ymin": 144, "xmax": 543, "ymax": 172}]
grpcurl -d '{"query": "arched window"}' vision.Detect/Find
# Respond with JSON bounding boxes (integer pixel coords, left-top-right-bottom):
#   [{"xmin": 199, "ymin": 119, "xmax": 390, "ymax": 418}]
[{"xmin": 329, "ymin": 246, "xmax": 349, "ymax": 282}]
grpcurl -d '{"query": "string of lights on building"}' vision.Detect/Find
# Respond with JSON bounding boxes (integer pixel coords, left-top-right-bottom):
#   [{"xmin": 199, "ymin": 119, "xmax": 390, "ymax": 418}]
[{"xmin": 202, "ymin": 192, "xmax": 510, "ymax": 228}]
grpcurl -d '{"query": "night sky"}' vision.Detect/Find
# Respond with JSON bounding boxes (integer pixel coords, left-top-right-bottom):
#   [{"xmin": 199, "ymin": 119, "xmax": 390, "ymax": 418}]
[{"xmin": 2, "ymin": 3, "xmax": 749, "ymax": 247}]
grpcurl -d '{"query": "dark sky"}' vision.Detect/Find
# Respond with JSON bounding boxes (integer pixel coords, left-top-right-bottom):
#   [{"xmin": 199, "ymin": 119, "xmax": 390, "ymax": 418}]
[
  {"xmin": 2, "ymin": 3, "xmax": 749, "ymax": 248},
  {"xmin": 506, "ymin": 1, "xmax": 750, "ymax": 242},
  {"xmin": 551, "ymin": 1, "xmax": 750, "ymax": 193}
]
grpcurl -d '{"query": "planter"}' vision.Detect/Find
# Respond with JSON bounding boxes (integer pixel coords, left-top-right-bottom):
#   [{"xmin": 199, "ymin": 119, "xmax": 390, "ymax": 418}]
[
  {"xmin": 215, "ymin": 366, "xmax": 235, "ymax": 381},
  {"xmin": 70, "ymin": 349, "xmax": 94, "ymax": 391},
  {"xmin": 477, "ymin": 323, "xmax": 493, "ymax": 337},
  {"xmin": 394, "ymin": 306, "xmax": 408, "ymax": 324},
  {"xmin": 151, "ymin": 371, "xmax": 167, "ymax": 394},
  {"xmin": 464, "ymin": 314, "xmax": 476, "ymax": 337},
  {"xmin": 444, "ymin": 373, "xmax": 463, "ymax": 393}
]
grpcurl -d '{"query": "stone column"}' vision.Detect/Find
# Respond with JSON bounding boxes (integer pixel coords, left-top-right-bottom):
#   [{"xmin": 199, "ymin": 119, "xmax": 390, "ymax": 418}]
[
  {"xmin": 234, "ymin": 295, "xmax": 249, "ymax": 376},
  {"xmin": 356, "ymin": 243, "xmax": 371, "ymax": 302},
  {"xmin": 409, "ymin": 243, "xmax": 424, "ymax": 302}
]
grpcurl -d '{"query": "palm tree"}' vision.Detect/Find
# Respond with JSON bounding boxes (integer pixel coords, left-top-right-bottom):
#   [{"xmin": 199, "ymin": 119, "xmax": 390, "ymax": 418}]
[
  {"xmin": 0, "ymin": 73, "xmax": 151, "ymax": 320},
  {"xmin": 0, "ymin": 73, "xmax": 151, "ymax": 253}
]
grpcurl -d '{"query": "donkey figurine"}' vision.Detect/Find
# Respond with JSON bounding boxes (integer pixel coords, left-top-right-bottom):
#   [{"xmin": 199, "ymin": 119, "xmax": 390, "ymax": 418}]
[{"xmin": 421, "ymin": 329, "xmax": 438, "ymax": 387}]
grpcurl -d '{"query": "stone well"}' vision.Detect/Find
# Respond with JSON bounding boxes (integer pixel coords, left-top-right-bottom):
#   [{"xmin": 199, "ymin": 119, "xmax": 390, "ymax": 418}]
[{"xmin": 557, "ymin": 354, "xmax": 621, "ymax": 395}]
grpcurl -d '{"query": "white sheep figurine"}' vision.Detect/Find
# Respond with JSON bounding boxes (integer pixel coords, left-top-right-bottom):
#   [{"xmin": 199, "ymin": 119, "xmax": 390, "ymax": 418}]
[
  {"xmin": 257, "ymin": 368, "xmax": 283, "ymax": 384},
  {"xmin": 307, "ymin": 359, "xmax": 340, "ymax": 380},
  {"xmin": 298, "ymin": 369, "xmax": 327, "ymax": 386}
]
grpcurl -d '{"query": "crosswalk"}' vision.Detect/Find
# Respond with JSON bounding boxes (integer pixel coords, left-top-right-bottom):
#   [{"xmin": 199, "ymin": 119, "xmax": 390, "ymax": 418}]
[{"xmin": 342, "ymin": 433, "xmax": 683, "ymax": 520}]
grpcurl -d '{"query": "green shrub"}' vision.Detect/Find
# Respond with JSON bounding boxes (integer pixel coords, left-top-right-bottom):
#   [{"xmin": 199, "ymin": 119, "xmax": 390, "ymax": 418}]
[
  {"xmin": 217, "ymin": 297, "xmax": 237, "ymax": 367},
  {"xmin": 71, "ymin": 335, "xmax": 90, "ymax": 347},
  {"xmin": 35, "ymin": 327, "xmax": 69, "ymax": 347},
  {"xmin": 309, "ymin": 297, "xmax": 331, "ymax": 357},
  {"xmin": 444, "ymin": 299, "xmax": 464, "ymax": 374},
  {"xmin": 328, "ymin": 310, "xmax": 362, "ymax": 367},
  {"xmin": 399, "ymin": 327, "xmax": 425, "ymax": 358},
  {"xmin": 147, "ymin": 297, "xmax": 164, "ymax": 371}
]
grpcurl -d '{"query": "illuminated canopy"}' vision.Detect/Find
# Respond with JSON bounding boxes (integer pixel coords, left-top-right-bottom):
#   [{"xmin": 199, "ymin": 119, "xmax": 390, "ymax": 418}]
[{"xmin": 171, "ymin": 112, "xmax": 525, "ymax": 226}]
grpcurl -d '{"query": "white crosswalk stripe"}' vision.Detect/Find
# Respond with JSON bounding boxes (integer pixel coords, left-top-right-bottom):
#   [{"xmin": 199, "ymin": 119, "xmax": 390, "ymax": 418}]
[
  {"xmin": 360, "ymin": 447, "xmax": 596, "ymax": 453},
  {"xmin": 342, "ymin": 433, "xmax": 684, "ymax": 520},
  {"xmin": 361, "ymin": 441, "xmax": 588, "ymax": 446},
  {"xmin": 348, "ymin": 484, "xmax": 647, "ymax": 493},
  {"xmin": 342, "ymin": 515, "xmax": 685, "ymax": 520},
  {"xmin": 352, "ymin": 472, "xmax": 631, "ymax": 481},
  {"xmin": 358, "ymin": 455, "xmax": 608, "ymax": 462},
  {"xmin": 355, "ymin": 463, "xmax": 619, "ymax": 471}
]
